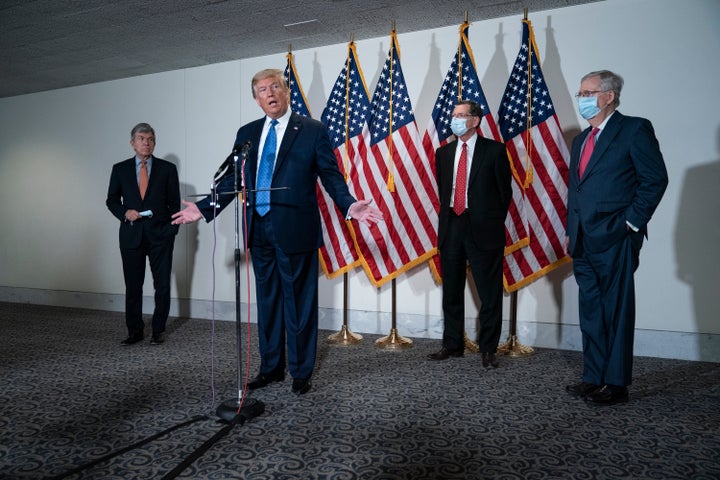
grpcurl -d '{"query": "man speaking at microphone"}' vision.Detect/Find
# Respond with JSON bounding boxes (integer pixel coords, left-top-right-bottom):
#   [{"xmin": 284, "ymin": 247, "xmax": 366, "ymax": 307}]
[{"xmin": 172, "ymin": 68, "xmax": 382, "ymax": 395}]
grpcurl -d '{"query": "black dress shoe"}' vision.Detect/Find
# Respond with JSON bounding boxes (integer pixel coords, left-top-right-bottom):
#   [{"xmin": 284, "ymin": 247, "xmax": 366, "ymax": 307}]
[
  {"xmin": 566, "ymin": 381, "xmax": 600, "ymax": 398},
  {"xmin": 120, "ymin": 333, "xmax": 144, "ymax": 346},
  {"xmin": 150, "ymin": 332, "xmax": 165, "ymax": 345},
  {"xmin": 248, "ymin": 372, "xmax": 285, "ymax": 390},
  {"xmin": 481, "ymin": 352, "xmax": 499, "ymax": 368},
  {"xmin": 585, "ymin": 385, "xmax": 629, "ymax": 405},
  {"xmin": 291, "ymin": 378, "xmax": 311, "ymax": 395},
  {"xmin": 428, "ymin": 347, "xmax": 464, "ymax": 360}
]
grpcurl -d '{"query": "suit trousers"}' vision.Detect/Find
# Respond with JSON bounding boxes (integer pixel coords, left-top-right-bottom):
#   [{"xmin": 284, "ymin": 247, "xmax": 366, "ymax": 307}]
[
  {"xmin": 250, "ymin": 213, "xmax": 319, "ymax": 380},
  {"xmin": 573, "ymin": 229, "xmax": 642, "ymax": 387},
  {"xmin": 439, "ymin": 212, "xmax": 504, "ymax": 353},
  {"xmin": 120, "ymin": 227, "xmax": 175, "ymax": 336}
]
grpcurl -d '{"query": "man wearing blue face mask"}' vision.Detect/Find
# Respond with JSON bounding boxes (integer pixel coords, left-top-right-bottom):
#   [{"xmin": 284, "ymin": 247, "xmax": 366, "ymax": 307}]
[
  {"xmin": 565, "ymin": 70, "xmax": 668, "ymax": 405},
  {"xmin": 428, "ymin": 100, "xmax": 512, "ymax": 368}
]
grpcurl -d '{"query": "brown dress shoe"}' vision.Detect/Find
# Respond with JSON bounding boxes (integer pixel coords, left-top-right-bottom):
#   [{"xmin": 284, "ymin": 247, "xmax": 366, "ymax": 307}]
[
  {"xmin": 481, "ymin": 352, "xmax": 499, "ymax": 368},
  {"xmin": 428, "ymin": 347, "xmax": 464, "ymax": 360},
  {"xmin": 150, "ymin": 332, "xmax": 165, "ymax": 345}
]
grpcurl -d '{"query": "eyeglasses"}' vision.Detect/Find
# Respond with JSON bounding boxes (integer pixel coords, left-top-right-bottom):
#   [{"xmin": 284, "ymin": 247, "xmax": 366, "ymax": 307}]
[
  {"xmin": 575, "ymin": 90, "xmax": 609, "ymax": 98},
  {"xmin": 452, "ymin": 113, "xmax": 478, "ymax": 119}
]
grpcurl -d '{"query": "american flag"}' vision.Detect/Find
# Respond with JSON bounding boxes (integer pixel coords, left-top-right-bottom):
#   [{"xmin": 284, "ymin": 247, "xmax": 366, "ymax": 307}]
[
  {"xmin": 498, "ymin": 19, "xmax": 571, "ymax": 292},
  {"xmin": 421, "ymin": 21, "xmax": 529, "ymax": 282},
  {"xmin": 284, "ymin": 53, "xmax": 311, "ymax": 118},
  {"xmin": 284, "ymin": 52, "xmax": 361, "ymax": 278},
  {"xmin": 352, "ymin": 31, "xmax": 438, "ymax": 286}
]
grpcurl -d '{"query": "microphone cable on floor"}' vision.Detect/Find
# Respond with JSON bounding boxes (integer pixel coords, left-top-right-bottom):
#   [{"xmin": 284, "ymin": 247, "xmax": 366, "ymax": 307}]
[{"xmin": 47, "ymin": 415, "xmax": 210, "ymax": 480}]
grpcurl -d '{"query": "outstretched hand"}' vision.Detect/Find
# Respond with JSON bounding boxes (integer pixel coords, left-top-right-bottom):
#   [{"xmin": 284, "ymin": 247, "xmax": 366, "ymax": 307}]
[
  {"xmin": 348, "ymin": 199, "xmax": 383, "ymax": 226},
  {"xmin": 171, "ymin": 200, "xmax": 203, "ymax": 225}
]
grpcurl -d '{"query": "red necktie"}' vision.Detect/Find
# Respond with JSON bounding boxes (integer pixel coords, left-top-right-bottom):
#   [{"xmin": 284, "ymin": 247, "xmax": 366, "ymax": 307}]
[
  {"xmin": 578, "ymin": 127, "xmax": 599, "ymax": 179},
  {"xmin": 139, "ymin": 159, "xmax": 148, "ymax": 199},
  {"xmin": 453, "ymin": 142, "xmax": 468, "ymax": 216}
]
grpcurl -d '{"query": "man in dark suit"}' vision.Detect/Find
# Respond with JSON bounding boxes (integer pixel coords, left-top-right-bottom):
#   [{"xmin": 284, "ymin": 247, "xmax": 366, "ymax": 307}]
[
  {"xmin": 172, "ymin": 69, "xmax": 382, "ymax": 395},
  {"xmin": 428, "ymin": 100, "xmax": 512, "ymax": 368},
  {"xmin": 107, "ymin": 123, "xmax": 180, "ymax": 346},
  {"xmin": 565, "ymin": 70, "xmax": 668, "ymax": 405}
]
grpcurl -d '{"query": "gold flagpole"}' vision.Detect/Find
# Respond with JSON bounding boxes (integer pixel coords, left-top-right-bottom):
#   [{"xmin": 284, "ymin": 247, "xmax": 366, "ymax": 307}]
[
  {"xmin": 375, "ymin": 279, "xmax": 413, "ymax": 349},
  {"xmin": 458, "ymin": 12, "xmax": 479, "ymax": 354},
  {"xmin": 376, "ymin": 23, "xmax": 411, "ymax": 350},
  {"xmin": 498, "ymin": 8, "xmax": 535, "ymax": 357},
  {"xmin": 328, "ymin": 38, "xmax": 363, "ymax": 345},
  {"xmin": 327, "ymin": 271, "xmax": 363, "ymax": 344}
]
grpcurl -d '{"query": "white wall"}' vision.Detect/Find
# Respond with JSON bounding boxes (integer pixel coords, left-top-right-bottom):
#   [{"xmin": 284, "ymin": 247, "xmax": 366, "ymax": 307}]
[{"xmin": 1, "ymin": 0, "xmax": 718, "ymax": 361}]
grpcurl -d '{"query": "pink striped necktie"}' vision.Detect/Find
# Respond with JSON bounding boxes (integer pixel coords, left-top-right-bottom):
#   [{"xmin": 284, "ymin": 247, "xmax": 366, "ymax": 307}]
[{"xmin": 578, "ymin": 127, "xmax": 599, "ymax": 179}]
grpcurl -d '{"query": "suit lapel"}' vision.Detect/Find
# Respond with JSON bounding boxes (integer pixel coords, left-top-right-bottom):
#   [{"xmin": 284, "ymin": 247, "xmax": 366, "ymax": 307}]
[
  {"xmin": 581, "ymin": 111, "xmax": 624, "ymax": 181},
  {"xmin": 441, "ymin": 142, "xmax": 458, "ymax": 202},
  {"xmin": 124, "ymin": 157, "xmax": 143, "ymax": 201},
  {"xmin": 274, "ymin": 113, "xmax": 302, "ymax": 175},
  {"xmin": 571, "ymin": 128, "xmax": 590, "ymax": 184},
  {"xmin": 144, "ymin": 156, "xmax": 158, "ymax": 199},
  {"xmin": 246, "ymin": 120, "xmax": 265, "ymax": 189},
  {"xmin": 468, "ymin": 138, "xmax": 486, "ymax": 186}
]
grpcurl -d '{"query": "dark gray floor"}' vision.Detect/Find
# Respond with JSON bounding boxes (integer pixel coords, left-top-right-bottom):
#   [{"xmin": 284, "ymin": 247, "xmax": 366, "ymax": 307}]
[{"xmin": 1, "ymin": 302, "xmax": 718, "ymax": 479}]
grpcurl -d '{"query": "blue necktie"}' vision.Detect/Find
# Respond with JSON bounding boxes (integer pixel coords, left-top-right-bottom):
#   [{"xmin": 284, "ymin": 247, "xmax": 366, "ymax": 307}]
[{"xmin": 256, "ymin": 119, "xmax": 278, "ymax": 216}]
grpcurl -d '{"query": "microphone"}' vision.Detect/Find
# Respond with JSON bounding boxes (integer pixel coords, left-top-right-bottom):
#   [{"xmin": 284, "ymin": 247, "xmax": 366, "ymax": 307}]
[
  {"xmin": 213, "ymin": 141, "xmax": 252, "ymax": 181},
  {"xmin": 235, "ymin": 141, "xmax": 252, "ymax": 156}
]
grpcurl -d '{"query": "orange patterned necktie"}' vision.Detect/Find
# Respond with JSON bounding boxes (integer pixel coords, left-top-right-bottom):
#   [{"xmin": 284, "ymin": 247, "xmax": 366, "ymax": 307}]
[
  {"xmin": 139, "ymin": 159, "xmax": 148, "ymax": 199},
  {"xmin": 453, "ymin": 142, "xmax": 468, "ymax": 216}
]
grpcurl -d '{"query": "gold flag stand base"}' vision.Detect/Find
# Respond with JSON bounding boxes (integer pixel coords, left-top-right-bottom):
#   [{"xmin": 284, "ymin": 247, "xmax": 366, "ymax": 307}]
[
  {"xmin": 463, "ymin": 332, "xmax": 479, "ymax": 353},
  {"xmin": 375, "ymin": 328, "xmax": 413, "ymax": 350},
  {"xmin": 497, "ymin": 335, "xmax": 534, "ymax": 357},
  {"xmin": 327, "ymin": 325, "xmax": 363, "ymax": 345}
]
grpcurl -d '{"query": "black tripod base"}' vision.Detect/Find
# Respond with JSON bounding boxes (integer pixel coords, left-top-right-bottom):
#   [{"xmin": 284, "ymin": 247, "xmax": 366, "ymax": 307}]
[{"xmin": 216, "ymin": 397, "xmax": 265, "ymax": 423}]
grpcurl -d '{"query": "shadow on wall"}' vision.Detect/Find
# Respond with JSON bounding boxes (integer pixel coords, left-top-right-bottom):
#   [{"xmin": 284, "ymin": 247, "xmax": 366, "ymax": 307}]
[
  {"xmin": 167, "ymin": 153, "xmax": 198, "ymax": 319},
  {"xmin": 541, "ymin": 16, "xmax": 581, "ymax": 144},
  {"xmin": 674, "ymin": 127, "xmax": 720, "ymax": 361}
]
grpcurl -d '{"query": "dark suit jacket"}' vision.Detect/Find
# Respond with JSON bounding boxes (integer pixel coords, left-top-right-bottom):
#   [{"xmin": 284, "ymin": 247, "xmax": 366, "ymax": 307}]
[
  {"xmin": 106, "ymin": 156, "xmax": 180, "ymax": 248},
  {"xmin": 566, "ymin": 111, "xmax": 668, "ymax": 256},
  {"xmin": 199, "ymin": 112, "xmax": 355, "ymax": 254},
  {"xmin": 435, "ymin": 136, "xmax": 512, "ymax": 250}
]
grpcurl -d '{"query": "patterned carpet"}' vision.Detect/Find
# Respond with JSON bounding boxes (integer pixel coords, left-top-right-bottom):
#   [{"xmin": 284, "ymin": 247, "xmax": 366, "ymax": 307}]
[{"xmin": 0, "ymin": 302, "xmax": 718, "ymax": 480}]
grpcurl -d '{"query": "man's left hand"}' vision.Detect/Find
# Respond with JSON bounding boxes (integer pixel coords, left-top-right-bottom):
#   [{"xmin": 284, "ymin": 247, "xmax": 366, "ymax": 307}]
[{"xmin": 348, "ymin": 199, "xmax": 383, "ymax": 226}]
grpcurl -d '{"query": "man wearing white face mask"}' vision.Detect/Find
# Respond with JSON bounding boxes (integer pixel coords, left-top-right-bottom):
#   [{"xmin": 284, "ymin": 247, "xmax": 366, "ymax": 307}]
[
  {"xmin": 428, "ymin": 100, "xmax": 512, "ymax": 368},
  {"xmin": 565, "ymin": 70, "xmax": 668, "ymax": 405}
]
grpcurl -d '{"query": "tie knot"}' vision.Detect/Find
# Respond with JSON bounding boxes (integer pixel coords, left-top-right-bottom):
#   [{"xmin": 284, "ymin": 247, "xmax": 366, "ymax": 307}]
[
  {"xmin": 270, "ymin": 119, "xmax": 278, "ymax": 127},
  {"xmin": 591, "ymin": 127, "xmax": 600, "ymax": 137},
  {"xmin": 462, "ymin": 142, "xmax": 467, "ymax": 151}
]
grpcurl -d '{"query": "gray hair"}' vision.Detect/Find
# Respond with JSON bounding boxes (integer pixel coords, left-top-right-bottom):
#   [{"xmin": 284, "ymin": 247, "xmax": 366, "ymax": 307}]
[
  {"xmin": 130, "ymin": 122, "xmax": 155, "ymax": 140},
  {"xmin": 582, "ymin": 70, "xmax": 623, "ymax": 107}
]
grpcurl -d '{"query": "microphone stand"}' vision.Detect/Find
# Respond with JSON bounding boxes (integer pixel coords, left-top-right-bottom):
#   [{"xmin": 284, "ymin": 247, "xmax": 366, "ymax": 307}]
[{"xmin": 215, "ymin": 145, "xmax": 265, "ymax": 423}]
